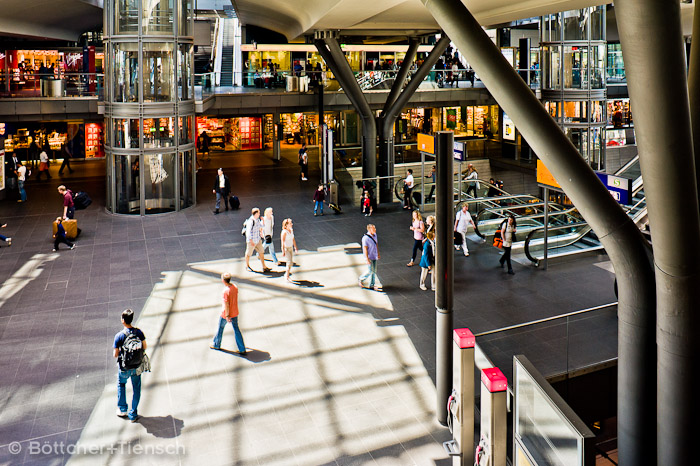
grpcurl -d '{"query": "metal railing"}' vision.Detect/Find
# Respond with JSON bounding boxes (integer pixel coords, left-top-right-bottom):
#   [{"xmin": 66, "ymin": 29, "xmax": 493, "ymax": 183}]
[
  {"xmin": 474, "ymin": 302, "xmax": 618, "ymax": 382},
  {"xmin": 0, "ymin": 72, "xmax": 104, "ymax": 98}
]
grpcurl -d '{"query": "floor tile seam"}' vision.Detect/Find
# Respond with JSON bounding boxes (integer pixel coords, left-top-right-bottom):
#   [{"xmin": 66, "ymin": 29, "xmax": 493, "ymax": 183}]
[{"xmin": 0, "ymin": 426, "xmax": 84, "ymax": 449}]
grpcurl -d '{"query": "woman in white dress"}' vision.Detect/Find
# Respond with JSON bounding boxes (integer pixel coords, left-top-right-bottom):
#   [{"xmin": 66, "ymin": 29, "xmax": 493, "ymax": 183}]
[{"xmin": 262, "ymin": 207, "xmax": 279, "ymax": 265}]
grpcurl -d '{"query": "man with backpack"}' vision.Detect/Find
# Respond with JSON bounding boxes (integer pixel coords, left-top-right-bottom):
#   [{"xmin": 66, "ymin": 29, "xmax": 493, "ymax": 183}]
[{"xmin": 113, "ymin": 309, "xmax": 147, "ymax": 422}]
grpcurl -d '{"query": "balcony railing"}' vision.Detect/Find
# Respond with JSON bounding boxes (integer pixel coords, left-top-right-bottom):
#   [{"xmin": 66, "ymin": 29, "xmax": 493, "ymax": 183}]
[{"xmin": 0, "ymin": 72, "xmax": 104, "ymax": 98}]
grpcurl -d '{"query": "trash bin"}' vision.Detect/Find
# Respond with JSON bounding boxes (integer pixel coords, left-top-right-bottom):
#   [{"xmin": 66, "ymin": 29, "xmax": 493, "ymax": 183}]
[
  {"xmin": 286, "ymin": 76, "xmax": 299, "ymax": 92},
  {"xmin": 328, "ymin": 180, "xmax": 339, "ymax": 206},
  {"xmin": 48, "ymin": 79, "xmax": 64, "ymax": 97}
]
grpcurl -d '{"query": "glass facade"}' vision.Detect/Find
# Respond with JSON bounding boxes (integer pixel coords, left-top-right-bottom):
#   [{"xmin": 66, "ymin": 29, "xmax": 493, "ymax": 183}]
[
  {"xmin": 105, "ymin": 0, "xmax": 195, "ymax": 215},
  {"xmin": 541, "ymin": 6, "xmax": 607, "ymax": 170}
]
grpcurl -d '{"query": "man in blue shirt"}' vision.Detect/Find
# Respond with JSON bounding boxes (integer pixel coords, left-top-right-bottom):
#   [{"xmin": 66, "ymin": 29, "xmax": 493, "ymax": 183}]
[
  {"xmin": 358, "ymin": 224, "xmax": 382, "ymax": 291},
  {"xmin": 113, "ymin": 309, "xmax": 147, "ymax": 422}
]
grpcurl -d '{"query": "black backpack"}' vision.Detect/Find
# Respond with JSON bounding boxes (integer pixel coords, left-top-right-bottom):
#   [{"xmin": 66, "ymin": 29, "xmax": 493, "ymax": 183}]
[{"xmin": 119, "ymin": 329, "xmax": 144, "ymax": 370}]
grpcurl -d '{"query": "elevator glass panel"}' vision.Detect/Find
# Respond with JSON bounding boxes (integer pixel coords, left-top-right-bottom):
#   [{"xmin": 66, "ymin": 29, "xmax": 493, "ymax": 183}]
[
  {"xmin": 114, "ymin": 0, "xmax": 139, "ymax": 35},
  {"xmin": 178, "ymin": 116, "xmax": 192, "ymax": 144},
  {"xmin": 113, "ymin": 42, "xmax": 139, "ymax": 102},
  {"xmin": 563, "ymin": 9, "xmax": 588, "ymax": 41},
  {"xmin": 143, "ymin": 0, "xmax": 174, "ymax": 35},
  {"xmin": 143, "ymin": 152, "xmax": 176, "ymax": 213},
  {"xmin": 143, "ymin": 43, "xmax": 175, "ymax": 102},
  {"xmin": 179, "ymin": 150, "xmax": 194, "ymax": 209},
  {"xmin": 115, "ymin": 154, "xmax": 140, "ymax": 214},
  {"xmin": 113, "ymin": 118, "xmax": 140, "ymax": 148},
  {"xmin": 178, "ymin": 43, "xmax": 193, "ymax": 100}
]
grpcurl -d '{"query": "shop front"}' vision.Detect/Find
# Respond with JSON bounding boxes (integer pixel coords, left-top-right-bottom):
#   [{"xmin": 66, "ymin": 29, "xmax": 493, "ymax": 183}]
[
  {"xmin": 1, "ymin": 121, "xmax": 105, "ymax": 161},
  {"xmin": 196, "ymin": 116, "xmax": 263, "ymax": 151}
]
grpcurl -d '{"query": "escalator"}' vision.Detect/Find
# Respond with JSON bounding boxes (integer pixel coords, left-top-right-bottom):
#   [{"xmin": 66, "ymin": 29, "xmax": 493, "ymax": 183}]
[{"xmin": 522, "ymin": 155, "xmax": 646, "ymax": 265}]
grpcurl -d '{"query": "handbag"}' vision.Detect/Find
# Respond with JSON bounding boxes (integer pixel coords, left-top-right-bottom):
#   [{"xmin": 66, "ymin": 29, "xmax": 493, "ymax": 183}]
[
  {"xmin": 493, "ymin": 228, "xmax": 503, "ymax": 249},
  {"xmin": 265, "ymin": 235, "xmax": 272, "ymax": 244},
  {"xmin": 454, "ymin": 231, "xmax": 463, "ymax": 246}
]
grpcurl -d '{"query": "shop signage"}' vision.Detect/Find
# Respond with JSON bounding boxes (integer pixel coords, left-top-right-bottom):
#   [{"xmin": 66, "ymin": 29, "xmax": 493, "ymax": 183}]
[
  {"xmin": 596, "ymin": 172, "xmax": 632, "ymax": 205},
  {"xmin": 417, "ymin": 133, "xmax": 435, "ymax": 155},
  {"xmin": 454, "ymin": 141, "xmax": 466, "ymax": 161},
  {"xmin": 446, "ymin": 109, "xmax": 457, "ymax": 129},
  {"xmin": 503, "ymin": 113, "xmax": 516, "ymax": 141},
  {"xmin": 537, "ymin": 160, "xmax": 561, "ymax": 189}
]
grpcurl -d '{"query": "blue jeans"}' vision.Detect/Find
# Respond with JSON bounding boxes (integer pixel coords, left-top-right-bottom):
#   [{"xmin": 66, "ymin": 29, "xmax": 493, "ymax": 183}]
[
  {"xmin": 314, "ymin": 200, "xmax": 323, "ymax": 214},
  {"xmin": 212, "ymin": 316, "xmax": 246, "ymax": 352},
  {"xmin": 18, "ymin": 180, "xmax": 26, "ymax": 201},
  {"xmin": 117, "ymin": 369, "xmax": 141, "ymax": 420},
  {"xmin": 359, "ymin": 260, "xmax": 378, "ymax": 288},
  {"xmin": 263, "ymin": 239, "xmax": 279, "ymax": 263}
]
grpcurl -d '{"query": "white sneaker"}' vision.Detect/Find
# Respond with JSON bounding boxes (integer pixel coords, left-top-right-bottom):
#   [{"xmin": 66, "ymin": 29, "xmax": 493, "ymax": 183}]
[
  {"xmin": 6, "ymin": 238, "xmax": 11, "ymax": 246},
  {"xmin": 455, "ymin": 245, "xmax": 460, "ymax": 250},
  {"xmin": 464, "ymin": 252, "xmax": 469, "ymax": 256},
  {"xmin": 70, "ymin": 244, "xmax": 76, "ymax": 250},
  {"xmin": 116, "ymin": 409, "xmax": 128, "ymax": 417},
  {"xmin": 420, "ymin": 284, "xmax": 427, "ymax": 291}
]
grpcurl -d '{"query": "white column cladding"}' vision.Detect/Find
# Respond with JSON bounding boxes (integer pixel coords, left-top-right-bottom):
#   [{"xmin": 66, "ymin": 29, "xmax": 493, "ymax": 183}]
[{"xmin": 104, "ymin": 0, "xmax": 196, "ymax": 215}]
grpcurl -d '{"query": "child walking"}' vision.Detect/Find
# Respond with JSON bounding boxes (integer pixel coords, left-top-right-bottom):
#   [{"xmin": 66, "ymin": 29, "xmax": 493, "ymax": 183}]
[{"xmin": 53, "ymin": 217, "xmax": 75, "ymax": 252}]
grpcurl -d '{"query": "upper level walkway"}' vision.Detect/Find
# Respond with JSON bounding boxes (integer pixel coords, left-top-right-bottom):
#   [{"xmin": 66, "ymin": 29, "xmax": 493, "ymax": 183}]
[{"xmin": 0, "ymin": 71, "xmax": 495, "ymax": 121}]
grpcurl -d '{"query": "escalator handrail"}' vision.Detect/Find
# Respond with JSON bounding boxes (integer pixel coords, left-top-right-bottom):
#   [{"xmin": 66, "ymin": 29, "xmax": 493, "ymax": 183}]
[
  {"xmin": 474, "ymin": 208, "xmax": 581, "ymax": 239},
  {"xmin": 523, "ymin": 221, "xmax": 592, "ymax": 265},
  {"xmin": 475, "ymin": 201, "xmax": 572, "ymax": 222},
  {"xmin": 614, "ymin": 154, "xmax": 639, "ymax": 177}
]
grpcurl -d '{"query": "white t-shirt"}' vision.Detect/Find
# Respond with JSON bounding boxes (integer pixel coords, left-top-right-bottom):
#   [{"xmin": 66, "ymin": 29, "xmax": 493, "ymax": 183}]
[
  {"xmin": 17, "ymin": 165, "xmax": 26, "ymax": 182},
  {"xmin": 405, "ymin": 174, "xmax": 414, "ymax": 189},
  {"xmin": 282, "ymin": 229, "xmax": 294, "ymax": 248},
  {"xmin": 219, "ymin": 174, "xmax": 226, "ymax": 189},
  {"xmin": 40, "ymin": 151, "xmax": 49, "ymax": 163},
  {"xmin": 263, "ymin": 215, "xmax": 274, "ymax": 237},
  {"xmin": 455, "ymin": 209, "xmax": 473, "ymax": 232}
]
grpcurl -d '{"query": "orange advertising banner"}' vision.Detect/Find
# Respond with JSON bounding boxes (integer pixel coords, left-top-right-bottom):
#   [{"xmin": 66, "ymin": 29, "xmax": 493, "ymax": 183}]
[
  {"xmin": 417, "ymin": 133, "xmax": 435, "ymax": 155},
  {"xmin": 537, "ymin": 160, "xmax": 562, "ymax": 189}
]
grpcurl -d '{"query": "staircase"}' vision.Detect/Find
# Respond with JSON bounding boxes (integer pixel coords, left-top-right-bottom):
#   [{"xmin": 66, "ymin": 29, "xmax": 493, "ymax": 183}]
[{"xmin": 220, "ymin": 19, "xmax": 235, "ymax": 87}]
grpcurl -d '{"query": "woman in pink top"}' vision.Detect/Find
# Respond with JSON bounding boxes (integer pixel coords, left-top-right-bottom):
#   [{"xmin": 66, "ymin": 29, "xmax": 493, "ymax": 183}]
[{"xmin": 407, "ymin": 210, "xmax": 425, "ymax": 267}]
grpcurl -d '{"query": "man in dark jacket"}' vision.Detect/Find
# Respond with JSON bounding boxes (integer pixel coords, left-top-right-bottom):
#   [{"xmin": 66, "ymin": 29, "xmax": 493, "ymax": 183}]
[{"xmin": 213, "ymin": 168, "xmax": 231, "ymax": 214}]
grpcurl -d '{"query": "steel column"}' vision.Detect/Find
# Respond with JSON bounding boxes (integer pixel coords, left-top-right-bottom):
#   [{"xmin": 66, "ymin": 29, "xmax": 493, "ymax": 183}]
[
  {"xmin": 421, "ymin": 1, "xmax": 656, "ymax": 462},
  {"xmin": 616, "ymin": 1, "xmax": 700, "ymax": 464},
  {"xmin": 379, "ymin": 36, "xmax": 450, "ymax": 202},
  {"xmin": 382, "ymin": 38, "xmax": 420, "ymax": 116},
  {"xmin": 316, "ymin": 36, "xmax": 377, "ymax": 179},
  {"xmin": 435, "ymin": 131, "xmax": 454, "ymax": 425},
  {"xmin": 688, "ymin": 0, "xmax": 700, "ymax": 204}
]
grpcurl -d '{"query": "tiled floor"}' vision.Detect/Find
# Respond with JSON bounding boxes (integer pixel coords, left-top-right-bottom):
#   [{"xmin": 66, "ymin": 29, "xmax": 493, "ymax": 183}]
[{"xmin": 0, "ymin": 146, "xmax": 617, "ymax": 465}]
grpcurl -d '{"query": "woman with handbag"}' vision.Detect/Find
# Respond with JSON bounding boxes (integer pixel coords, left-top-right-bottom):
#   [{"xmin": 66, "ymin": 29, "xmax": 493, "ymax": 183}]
[
  {"xmin": 499, "ymin": 214, "xmax": 517, "ymax": 275},
  {"xmin": 262, "ymin": 207, "xmax": 279, "ymax": 266}
]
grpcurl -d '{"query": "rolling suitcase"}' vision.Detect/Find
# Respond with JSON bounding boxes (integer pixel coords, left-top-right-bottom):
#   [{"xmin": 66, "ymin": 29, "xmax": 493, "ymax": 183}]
[
  {"xmin": 53, "ymin": 219, "xmax": 78, "ymax": 239},
  {"xmin": 229, "ymin": 195, "xmax": 240, "ymax": 210},
  {"xmin": 73, "ymin": 191, "xmax": 92, "ymax": 210}
]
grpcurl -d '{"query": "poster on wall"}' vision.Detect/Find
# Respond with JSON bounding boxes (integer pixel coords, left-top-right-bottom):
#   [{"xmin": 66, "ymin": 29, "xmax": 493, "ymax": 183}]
[
  {"xmin": 0, "ymin": 150, "xmax": 5, "ymax": 191},
  {"xmin": 503, "ymin": 113, "xmax": 516, "ymax": 141},
  {"xmin": 446, "ymin": 108, "xmax": 457, "ymax": 130}
]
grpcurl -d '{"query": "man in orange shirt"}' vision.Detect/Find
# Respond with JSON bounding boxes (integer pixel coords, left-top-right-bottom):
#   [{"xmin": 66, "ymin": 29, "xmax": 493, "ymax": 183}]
[{"xmin": 210, "ymin": 272, "xmax": 247, "ymax": 353}]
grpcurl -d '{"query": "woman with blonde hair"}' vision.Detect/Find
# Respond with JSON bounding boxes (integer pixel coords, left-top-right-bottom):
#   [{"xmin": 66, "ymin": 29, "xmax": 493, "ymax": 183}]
[
  {"xmin": 280, "ymin": 218, "xmax": 298, "ymax": 282},
  {"xmin": 407, "ymin": 210, "xmax": 425, "ymax": 267},
  {"xmin": 262, "ymin": 207, "xmax": 279, "ymax": 265}
]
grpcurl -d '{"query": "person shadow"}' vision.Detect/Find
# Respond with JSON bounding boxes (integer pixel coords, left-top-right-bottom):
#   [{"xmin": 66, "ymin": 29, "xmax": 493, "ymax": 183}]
[
  {"xmin": 215, "ymin": 348, "xmax": 271, "ymax": 363},
  {"xmin": 135, "ymin": 415, "xmax": 185, "ymax": 438},
  {"xmin": 291, "ymin": 279, "xmax": 323, "ymax": 288}
]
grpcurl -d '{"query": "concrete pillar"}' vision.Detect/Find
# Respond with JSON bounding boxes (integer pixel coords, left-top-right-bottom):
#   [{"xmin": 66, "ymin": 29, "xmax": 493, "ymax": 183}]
[
  {"xmin": 420, "ymin": 1, "xmax": 657, "ymax": 463},
  {"xmin": 616, "ymin": 1, "xmax": 700, "ymax": 464},
  {"xmin": 688, "ymin": 1, "xmax": 700, "ymax": 205}
]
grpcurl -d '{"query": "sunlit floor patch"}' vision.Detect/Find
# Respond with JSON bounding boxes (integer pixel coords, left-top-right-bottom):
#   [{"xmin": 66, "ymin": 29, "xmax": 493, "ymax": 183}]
[{"xmin": 67, "ymin": 245, "xmax": 449, "ymax": 465}]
